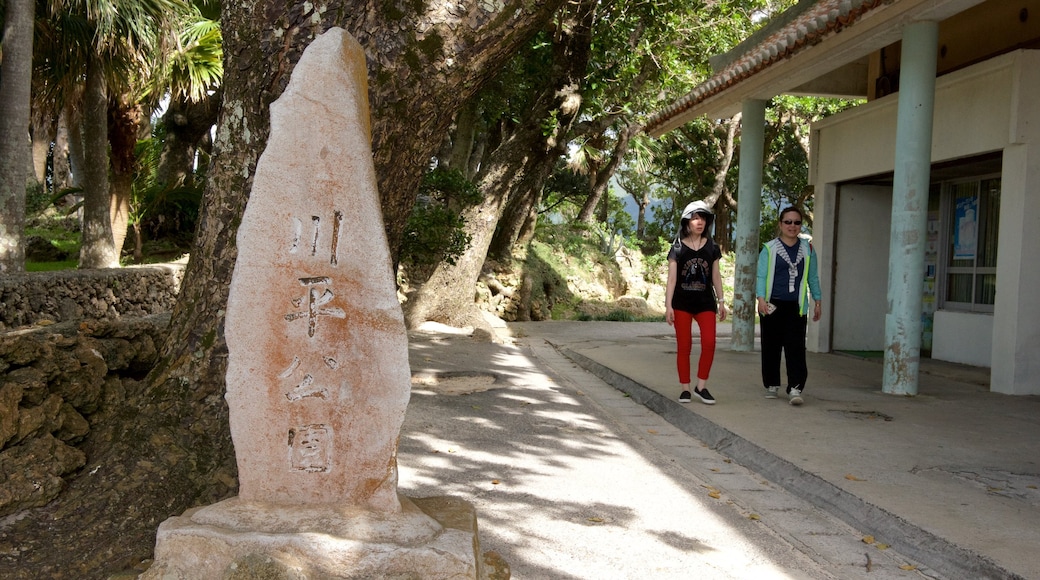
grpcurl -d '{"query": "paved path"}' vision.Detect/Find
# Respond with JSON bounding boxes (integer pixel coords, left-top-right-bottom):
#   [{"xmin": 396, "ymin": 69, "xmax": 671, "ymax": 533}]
[{"xmin": 399, "ymin": 323, "xmax": 951, "ymax": 579}]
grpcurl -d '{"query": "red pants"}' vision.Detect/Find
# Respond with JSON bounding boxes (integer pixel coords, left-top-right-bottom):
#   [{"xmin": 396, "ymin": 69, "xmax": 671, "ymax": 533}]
[{"xmin": 673, "ymin": 309, "xmax": 717, "ymax": 383}]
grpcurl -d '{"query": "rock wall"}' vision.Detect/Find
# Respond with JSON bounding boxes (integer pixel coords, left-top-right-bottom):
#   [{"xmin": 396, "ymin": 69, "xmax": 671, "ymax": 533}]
[
  {"xmin": 0, "ymin": 264, "xmax": 184, "ymax": 520},
  {"xmin": 0, "ymin": 314, "xmax": 171, "ymax": 519},
  {"xmin": 0, "ymin": 265, "xmax": 184, "ymax": 331}
]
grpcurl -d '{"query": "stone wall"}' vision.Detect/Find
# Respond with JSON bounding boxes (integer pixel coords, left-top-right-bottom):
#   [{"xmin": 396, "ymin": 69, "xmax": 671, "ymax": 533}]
[
  {"xmin": 0, "ymin": 314, "xmax": 171, "ymax": 518},
  {"xmin": 0, "ymin": 265, "xmax": 184, "ymax": 331},
  {"xmin": 0, "ymin": 265, "xmax": 183, "ymax": 519}
]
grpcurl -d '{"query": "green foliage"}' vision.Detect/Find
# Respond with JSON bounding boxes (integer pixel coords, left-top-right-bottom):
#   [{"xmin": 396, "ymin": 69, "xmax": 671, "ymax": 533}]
[
  {"xmin": 132, "ymin": 127, "xmax": 203, "ymax": 243},
  {"xmin": 576, "ymin": 309, "xmax": 665, "ymax": 322},
  {"xmin": 25, "ymin": 181, "xmax": 49, "ymax": 214},
  {"xmin": 541, "ymin": 164, "xmax": 590, "ymax": 218},
  {"xmin": 157, "ymin": 7, "xmax": 223, "ymax": 104},
  {"xmin": 400, "ymin": 168, "xmax": 480, "ymax": 268},
  {"xmin": 762, "ymin": 95, "xmax": 862, "ymax": 223},
  {"xmin": 639, "ymin": 236, "xmax": 671, "ymax": 286}
]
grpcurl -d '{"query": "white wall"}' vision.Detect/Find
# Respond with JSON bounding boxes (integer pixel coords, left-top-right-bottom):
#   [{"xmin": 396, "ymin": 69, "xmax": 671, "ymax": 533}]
[
  {"xmin": 932, "ymin": 311, "xmax": 993, "ymax": 367},
  {"xmin": 830, "ymin": 185, "xmax": 891, "ymax": 351},
  {"xmin": 814, "ymin": 55, "xmax": 1015, "ymax": 186},
  {"xmin": 811, "ymin": 51, "xmax": 1040, "ymax": 393}
]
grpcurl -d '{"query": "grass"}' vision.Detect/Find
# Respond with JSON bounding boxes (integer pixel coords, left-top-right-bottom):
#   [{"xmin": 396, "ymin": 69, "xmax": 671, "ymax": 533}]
[{"xmin": 27, "ymin": 260, "xmax": 79, "ymax": 272}]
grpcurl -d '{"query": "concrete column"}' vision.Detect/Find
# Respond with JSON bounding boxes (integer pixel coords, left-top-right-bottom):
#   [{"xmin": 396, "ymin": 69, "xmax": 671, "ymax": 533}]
[
  {"xmin": 882, "ymin": 21, "xmax": 938, "ymax": 395},
  {"xmin": 731, "ymin": 99, "xmax": 766, "ymax": 352}
]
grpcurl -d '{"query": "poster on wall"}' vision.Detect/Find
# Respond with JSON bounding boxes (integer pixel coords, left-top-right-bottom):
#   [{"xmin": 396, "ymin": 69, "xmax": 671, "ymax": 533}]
[{"xmin": 954, "ymin": 195, "xmax": 978, "ymax": 260}]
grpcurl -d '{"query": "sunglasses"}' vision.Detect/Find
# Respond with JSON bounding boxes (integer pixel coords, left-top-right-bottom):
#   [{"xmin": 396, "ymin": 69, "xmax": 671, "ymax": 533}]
[{"xmin": 782, "ymin": 220, "xmax": 802, "ymax": 226}]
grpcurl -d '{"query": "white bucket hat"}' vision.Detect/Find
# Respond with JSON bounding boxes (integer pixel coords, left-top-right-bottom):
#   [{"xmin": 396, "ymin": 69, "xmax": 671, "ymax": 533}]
[
  {"xmin": 673, "ymin": 200, "xmax": 715, "ymax": 249},
  {"xmin": 681, "ymin": 200, "xmax": 714, "ymax": 223}
]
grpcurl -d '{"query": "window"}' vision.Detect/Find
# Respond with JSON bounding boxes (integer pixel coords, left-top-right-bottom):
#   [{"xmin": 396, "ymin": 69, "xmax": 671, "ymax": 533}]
[{"xmin": 940, "ymin": 176, "xmax": 1000, "ymax": 312}]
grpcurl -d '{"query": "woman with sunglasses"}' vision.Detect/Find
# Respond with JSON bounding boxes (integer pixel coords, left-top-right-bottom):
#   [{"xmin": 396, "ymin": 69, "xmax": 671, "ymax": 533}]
[
  {"xmin": 755, "ymin": 206, "xmax": 822, "ymax": 406},
  {"xmin": 666, "ymin": 200, "xmax": 727, "ymax": 405}
]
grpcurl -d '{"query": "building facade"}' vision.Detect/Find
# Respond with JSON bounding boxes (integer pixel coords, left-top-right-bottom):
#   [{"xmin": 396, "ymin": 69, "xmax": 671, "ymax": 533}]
[{"xmin": 647, "ymin": 0, "xmax": 1040, "ymax": 395}]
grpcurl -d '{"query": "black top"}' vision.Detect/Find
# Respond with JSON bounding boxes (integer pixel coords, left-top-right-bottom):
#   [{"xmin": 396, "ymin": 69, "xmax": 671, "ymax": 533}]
[{"xmin": 668, "ymin": 239, "xmax": 721, "ymax": 314}]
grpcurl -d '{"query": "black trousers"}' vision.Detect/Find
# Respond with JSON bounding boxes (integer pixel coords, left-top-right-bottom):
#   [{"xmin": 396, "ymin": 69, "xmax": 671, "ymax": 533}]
[{"xmin": 760, "ymin": 299, "xmax": 808, "ymax": 392}]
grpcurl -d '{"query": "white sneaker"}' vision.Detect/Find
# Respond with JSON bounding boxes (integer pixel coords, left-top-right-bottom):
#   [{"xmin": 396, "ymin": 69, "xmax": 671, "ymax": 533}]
[
  {"xmin": 788, "ymin": 388, "xmax": 803, "ymax": 406},
  {"xmin": 764, "ymin": 386, "xmax": 779, "ymax": 399}
]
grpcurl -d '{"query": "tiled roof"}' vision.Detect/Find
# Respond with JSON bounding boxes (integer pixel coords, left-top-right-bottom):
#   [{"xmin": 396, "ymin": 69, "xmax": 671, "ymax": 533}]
[{"xmin": 643, "ymin": 0, "xmax": 890, "ymax": 135}]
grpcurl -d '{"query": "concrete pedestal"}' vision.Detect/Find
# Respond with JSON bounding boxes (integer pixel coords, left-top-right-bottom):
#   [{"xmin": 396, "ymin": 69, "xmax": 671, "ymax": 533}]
[{"xmin": 140, "ymin": 495, "xmax": 483, "ymax": 579}]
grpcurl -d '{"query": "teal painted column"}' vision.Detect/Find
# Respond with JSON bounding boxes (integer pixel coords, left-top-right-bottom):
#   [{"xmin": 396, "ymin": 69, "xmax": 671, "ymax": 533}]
[
  {"xmin": 883, "ymin": 22, "xmax": 939, "ymax": 395},
  {"xmin": 732, "ymin": 99, "xmax": 766, "ymax": 352}
]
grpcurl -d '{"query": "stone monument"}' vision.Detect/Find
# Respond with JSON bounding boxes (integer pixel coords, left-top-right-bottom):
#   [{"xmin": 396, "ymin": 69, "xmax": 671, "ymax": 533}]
[{"xmin": 141, "ymin": 28, "xmax": 484, "ymax": 579}]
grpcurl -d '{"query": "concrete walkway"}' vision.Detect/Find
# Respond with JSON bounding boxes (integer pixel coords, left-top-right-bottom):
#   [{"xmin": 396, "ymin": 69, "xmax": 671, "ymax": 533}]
[
  {"xmin": 505, "ymin": 321, "xmax": 1038, "ymax": 580},
  {"xmin": 399, "ymin": 321, "xmax": 1038, "ymax": 579}
]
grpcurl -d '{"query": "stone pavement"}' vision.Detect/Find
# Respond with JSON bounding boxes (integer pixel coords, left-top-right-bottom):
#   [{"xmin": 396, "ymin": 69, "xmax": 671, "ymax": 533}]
[{"xmin": 398, "ymin": 320, "xmax": 1038, "ymax": 579}]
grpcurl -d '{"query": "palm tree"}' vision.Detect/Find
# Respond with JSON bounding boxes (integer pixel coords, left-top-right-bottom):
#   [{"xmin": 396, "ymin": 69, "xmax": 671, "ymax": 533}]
[
  {"xmin": 32, "ymin": 0, "xmax": 190, "ymax": 268},
  {"xmin": 0, "ymin": 0, "xmax": 35, "ymax": 273}
]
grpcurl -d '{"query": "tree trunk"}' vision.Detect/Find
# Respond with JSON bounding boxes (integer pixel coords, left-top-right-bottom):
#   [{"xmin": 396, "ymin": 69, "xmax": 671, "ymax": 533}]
[
  {"xmin": 78, "ymin": 59, "xmax": 119, "ymax": 269},
  {"xmin": 0, "ymin": 1, "xmax": 569, "ymax": 577},
  {"xmin": 52, "ymin": 113, "xmax": 73, "ymax": 194},
  {"xmin": 576, "ymin": 123, "xmax": 633, "ymax": 224},
  {"xmin": 447, "ymin": 99, "xmax": 482, "ymax": 179},
  {"xmin": 0, "ymin": 0, "xmax": 33, "ymax": 273},
  {"xmin": 65, "ymin": 104, "xmax": 86, "ymax": 191},
  {"xmin": 157, "ymin": 90, "xmax": 221, "ymax": 188},
  {"xmin": 406, "ymin": 128, "xmax": 559, "ymax": 329},
  {"xmin": 636, "ymin": 188, "xmax": 649, "ymax": 238},
  {"xmin": 488, "ymin": 178, "xmax": 539, "ymax": 261},
  {"xmin": 30, "ymin": 116, "xmax": 55, "ymax": 192},
  {"xmin": 107, "ymin": 98, "xmax": 145, "ymax": 262},
  {"xmin": 406, "ymin": 0, "xmax": 596, "ymax": 327}
]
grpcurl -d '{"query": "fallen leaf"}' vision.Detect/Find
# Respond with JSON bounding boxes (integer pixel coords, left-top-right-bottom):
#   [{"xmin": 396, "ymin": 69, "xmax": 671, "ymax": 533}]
[
  {"xmin": 710, "ymin": 468, "xmax": 720, "ymax": 472},
  {"xmin": 588, "ymin": 517, "xmax": 604, "ymax": 523},
  {"xmin": 845, "ymin": 474, "xmax": 866, "ymax": 481},
  {"xmin": 471, "ymin": 405, "xmax": 481, "ymax": 410},
  {"xmin": 723, "ymin": 459, "xmax": 732, "ymax": 463},
  {"xmin": 876, "ymin": 543, "xmax": 890, "ymax": 550},
  {"xmin": 899, "ymin": 564, "xmax": 918, "ymax": 571},
  {"xmin": 1028, "ymin": 485, "xmax": 1038, "ymax": 489},
  {"xmin": 491, "ymin": 480, "xmax": 500, "ymax": 485},
  {"xmin": 448, "ymin": 448, "xmax": 457, "ymax": 453},
  {"xmin": 862, "ymin": 535, "xmax": 875, "ymax": 544},
  {"xmin": 748, "ymin": 514, "xmax": 761, "ymax": 520},
  {"xmin": 647, "ymin": 429, "xmax": 658, "ymax": 434},
  {"xmin": 708, "ymin": 490, "xmax": 721, "ymax": 499}
]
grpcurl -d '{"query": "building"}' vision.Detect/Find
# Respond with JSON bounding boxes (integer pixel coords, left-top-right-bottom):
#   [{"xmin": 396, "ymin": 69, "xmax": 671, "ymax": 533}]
[{"xmin": 645, "ymin": 0, "xmax": 1040, "ymax": 395}]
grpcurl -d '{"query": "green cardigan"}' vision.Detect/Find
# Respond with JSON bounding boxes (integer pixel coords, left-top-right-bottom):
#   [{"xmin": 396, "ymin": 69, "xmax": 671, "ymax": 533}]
[{"xmin": 756, "ymin": 238, "xmax": 822, "ymax": 315}]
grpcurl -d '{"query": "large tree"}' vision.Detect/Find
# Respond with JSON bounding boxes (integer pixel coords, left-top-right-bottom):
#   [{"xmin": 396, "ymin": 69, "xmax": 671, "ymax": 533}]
[{"xmin": 0, "ymin": 0, "xmax": 566, "ymax": 576}]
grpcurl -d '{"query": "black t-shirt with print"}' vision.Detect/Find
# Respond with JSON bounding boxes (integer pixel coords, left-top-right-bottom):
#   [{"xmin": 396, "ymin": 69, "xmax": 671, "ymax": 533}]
[{"xmin": 667, "ymin": 239, "xmax": 721, "ymax": 314}]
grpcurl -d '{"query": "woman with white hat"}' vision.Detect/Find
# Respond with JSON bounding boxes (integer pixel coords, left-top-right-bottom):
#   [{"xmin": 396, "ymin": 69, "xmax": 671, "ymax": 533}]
[{"xmin": 665, "ymin": 200, "xmax": 727, "ymax": 404}]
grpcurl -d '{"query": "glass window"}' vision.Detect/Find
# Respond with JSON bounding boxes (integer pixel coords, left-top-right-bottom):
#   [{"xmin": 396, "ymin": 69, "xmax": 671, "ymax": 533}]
[{"xmin": 941, "ymin": 177, "xmax": 999, "ymax": 311}]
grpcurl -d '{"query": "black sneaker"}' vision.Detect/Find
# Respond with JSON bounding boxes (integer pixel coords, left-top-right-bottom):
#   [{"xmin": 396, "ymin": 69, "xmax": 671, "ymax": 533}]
[
  {"xmin": 679, "ymin": 390, "xmax": 692, "ymax": 403},
  {"xmin": 694, "ymin": 387, "xmax": 716, "ymax": 405}
]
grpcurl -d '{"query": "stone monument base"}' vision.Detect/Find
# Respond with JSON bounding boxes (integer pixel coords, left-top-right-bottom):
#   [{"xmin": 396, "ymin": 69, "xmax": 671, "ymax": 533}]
[{"xmin": 140, "ymin": 495, "xmax": 485, "ymax": 579}]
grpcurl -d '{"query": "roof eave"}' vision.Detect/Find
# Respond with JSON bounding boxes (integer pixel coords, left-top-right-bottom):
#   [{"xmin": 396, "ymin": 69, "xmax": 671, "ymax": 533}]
[{"xmin": 645, "ymin": 0, "xmax": 986, "ymax": 138}]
